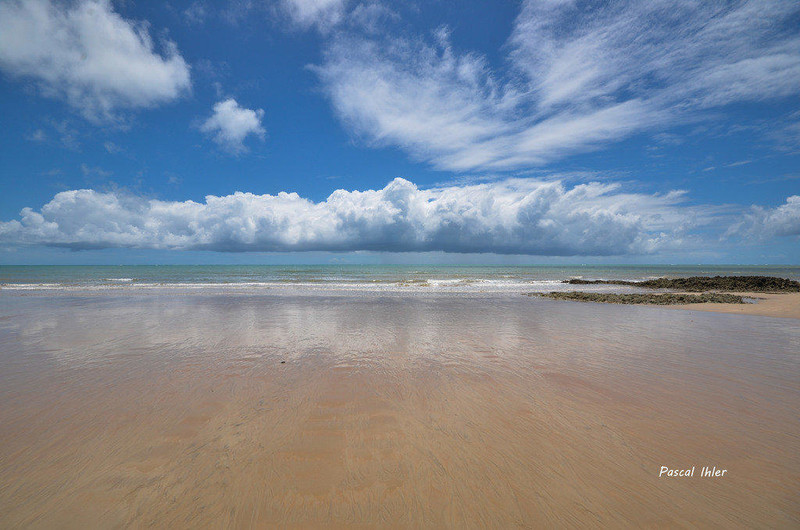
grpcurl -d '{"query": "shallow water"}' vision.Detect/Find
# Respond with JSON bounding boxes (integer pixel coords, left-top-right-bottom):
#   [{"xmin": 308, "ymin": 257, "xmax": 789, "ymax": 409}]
[{"xmin": 0, "ymin": 292, "xmax": 798, "ymax": 527}]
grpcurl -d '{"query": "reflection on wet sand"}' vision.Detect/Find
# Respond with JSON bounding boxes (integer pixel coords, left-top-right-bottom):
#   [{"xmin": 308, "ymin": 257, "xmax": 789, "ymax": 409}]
[{"xmin": 0, "ymin": 292, "xmax": 798, "ymax": 527}]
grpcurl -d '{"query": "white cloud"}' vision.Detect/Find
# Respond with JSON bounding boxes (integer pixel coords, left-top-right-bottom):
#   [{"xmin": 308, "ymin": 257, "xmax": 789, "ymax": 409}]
[
  {"xmin": 0, "ymin": 177, "xmax": 715, "ymax": 255},
  {"xmin": 348, "ymin": 2, "xmax": 397, "ymax": 34},
  {"xmin": 0, "ymin": 0, "xmax": 191, "ymax": 122},
  {"xmin": 26, "ymin": 129, "xmax": 47, "ymax": 142},
  {"xmin": 49, "ymin": 119, "xmax": 80, "ymax": 150},
  {"xmin": 314, "ymin": 0, "xmax": 800, "ymax": 171},
  {"xmin": 183, "ymin": 1, "xmax": 207, "ymax": 26},
  {"xmin": 200, "ymin": 98, "xmax": 266, "ymax": 154},
  {"xmin": 728, "ymin": 196, "xmax": 800, "ymax": 239},
  {"xmin": 103, "ymin": 141, "xmax": 122, "ymax": 154},
  {"xmin": 282, "ymin": 0, "xmax": 345, "ymax": 31}
]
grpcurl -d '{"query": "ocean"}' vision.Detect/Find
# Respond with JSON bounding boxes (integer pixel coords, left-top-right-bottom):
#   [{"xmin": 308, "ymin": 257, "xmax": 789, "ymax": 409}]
[{"xmin": 1, "ymin": 264, "xmax": 799, "ymax": 292}]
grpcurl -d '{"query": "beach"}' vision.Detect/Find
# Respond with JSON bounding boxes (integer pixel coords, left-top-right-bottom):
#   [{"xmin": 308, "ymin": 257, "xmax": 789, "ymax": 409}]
[
  {"xmin": 668, "ymin": 292, "xmax": 800, "ymax": 320},
  {"xmin": 2, "ymin": 0, "xmax": 798, "ymax": 526},
  {"xmin": 1, "ymin": 288, "xmax": 798, "ymax": 527}
]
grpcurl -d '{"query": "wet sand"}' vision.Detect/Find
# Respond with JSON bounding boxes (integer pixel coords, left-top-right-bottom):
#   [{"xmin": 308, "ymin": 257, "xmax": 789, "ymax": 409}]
[{"xmin": 0, "ymin": 292, "xmax": 798, "ymax": 528}]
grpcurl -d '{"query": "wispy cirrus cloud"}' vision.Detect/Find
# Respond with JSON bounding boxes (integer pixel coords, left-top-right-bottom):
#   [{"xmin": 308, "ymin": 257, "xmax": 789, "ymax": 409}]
[
  {"xmin": 224, "ymin": 0, "xmax": 347, "ymax": 32},
  {"xmin": 314, "ymin": 0, "xmax": 800, "ymax": 171},
  {"xmin": 282, "ymin": 0, "xmax": 346, "ymax": 31},
  {"xmin": 182, "ymin": 1, "xmax": 207, "ymax": 26},
  {"xmin": 0, "ymin": 0, "xmax": 191, "ymax": 122},
  {"xmin": 0, "ymin": 178, "xmax": 716, "ymax": 256}
]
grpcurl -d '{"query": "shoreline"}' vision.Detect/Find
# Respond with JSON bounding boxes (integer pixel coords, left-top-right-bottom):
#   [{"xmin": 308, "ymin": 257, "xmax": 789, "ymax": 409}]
[
  {"xmin": 534, "ymin": 290, "xmax": 800, "ymax": 320},
  {"xmin": 4, "ymin": 285, "xmax": 800, "ymax": 318},
  {"xmin": 665, "ymin": 292, "xmax": 800, "ymax": 320}
]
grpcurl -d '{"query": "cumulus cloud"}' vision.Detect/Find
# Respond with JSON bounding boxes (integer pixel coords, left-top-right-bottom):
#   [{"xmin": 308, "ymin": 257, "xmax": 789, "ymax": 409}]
[
  {"xmin": 314, "ymin": 0, "xmax": 800, "ymax": 171},
  {"xmin": 728, "ymin": 196, "xmax": 800, "ymax": 239},
  {"xmin": 0, "ymin": 0, "xmax": 191, "ymax": 122},
  {"xmin": 200, "ymin": 99, "xmax": 266, "ymax": 154},
  {"xmin": 0, "ymin": 178, "xmax": 713, "ymax": 255}
]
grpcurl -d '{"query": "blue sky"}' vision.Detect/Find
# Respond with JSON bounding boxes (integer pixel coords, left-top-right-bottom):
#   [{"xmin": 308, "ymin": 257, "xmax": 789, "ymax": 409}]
[{"xmin": 0, "ymin": 0, "xmax": 798, "ymax": 264}]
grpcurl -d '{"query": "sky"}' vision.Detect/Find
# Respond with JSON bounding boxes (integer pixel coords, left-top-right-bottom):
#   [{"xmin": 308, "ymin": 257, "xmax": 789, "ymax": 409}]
[{"xmin": 0, "ymin": 0, "xmax": 798, "ymax": 265}]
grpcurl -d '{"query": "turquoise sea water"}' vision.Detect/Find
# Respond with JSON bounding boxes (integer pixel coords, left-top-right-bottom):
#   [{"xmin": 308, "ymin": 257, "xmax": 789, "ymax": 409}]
[{"xmin": 1, "ymin": 265, "xmax": 798, "ymax": 292}]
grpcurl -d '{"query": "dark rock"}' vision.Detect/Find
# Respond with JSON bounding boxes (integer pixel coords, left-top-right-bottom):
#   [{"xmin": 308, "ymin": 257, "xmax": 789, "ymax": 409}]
[
  {"xmin": 562, "ymin": 276, "xmax": 799, "ymax": 293},
  {"xmin": 532, "ymin": 292, "xmax": 746, "ymax": 305}
]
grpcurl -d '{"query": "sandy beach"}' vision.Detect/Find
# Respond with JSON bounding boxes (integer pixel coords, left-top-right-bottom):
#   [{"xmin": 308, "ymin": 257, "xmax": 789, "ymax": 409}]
[
  {"xmin": 667, "ymin": 292, "xmax": 800, "ymax": 320},
  {"xmin": 0, "ymin": 0, "xmax": 797, "ymax": 525},
  {"xmin": 0, "ymin": 291, "xmax": 797, "ymax": 528},
  {"xmin": 542, "ymin": 291, "xmax": 800, "ymax": 320}
]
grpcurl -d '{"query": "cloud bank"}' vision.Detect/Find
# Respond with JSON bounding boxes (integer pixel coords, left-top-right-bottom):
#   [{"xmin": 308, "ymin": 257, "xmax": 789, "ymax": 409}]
[
  {"xmin": 728, "ymin": 196, "xmax": 800, "ymax": 239},
  {"xmin": 0, "ymin": 178, "xmax": 709, "ymax": 256},
  {"xmin": 201, "ymin": 99, "xmax": 266, "ymax": 154},
  {"xmin": 0, "ymin": 0, "xmax": 191, "ymax": 121},
  {"xmin": 315, "ymin": 0, "xmax": 800, "ymax": 171}
]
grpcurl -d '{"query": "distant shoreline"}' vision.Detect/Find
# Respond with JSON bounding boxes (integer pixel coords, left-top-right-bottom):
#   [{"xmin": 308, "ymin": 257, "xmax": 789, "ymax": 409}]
[
  {"xmin": 531, "ymin": 276, "xmax": 800, "ymax": 319},
  {"xmin": 2, "ymin": 269, "xmax": 799, "ymax": 294}
]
